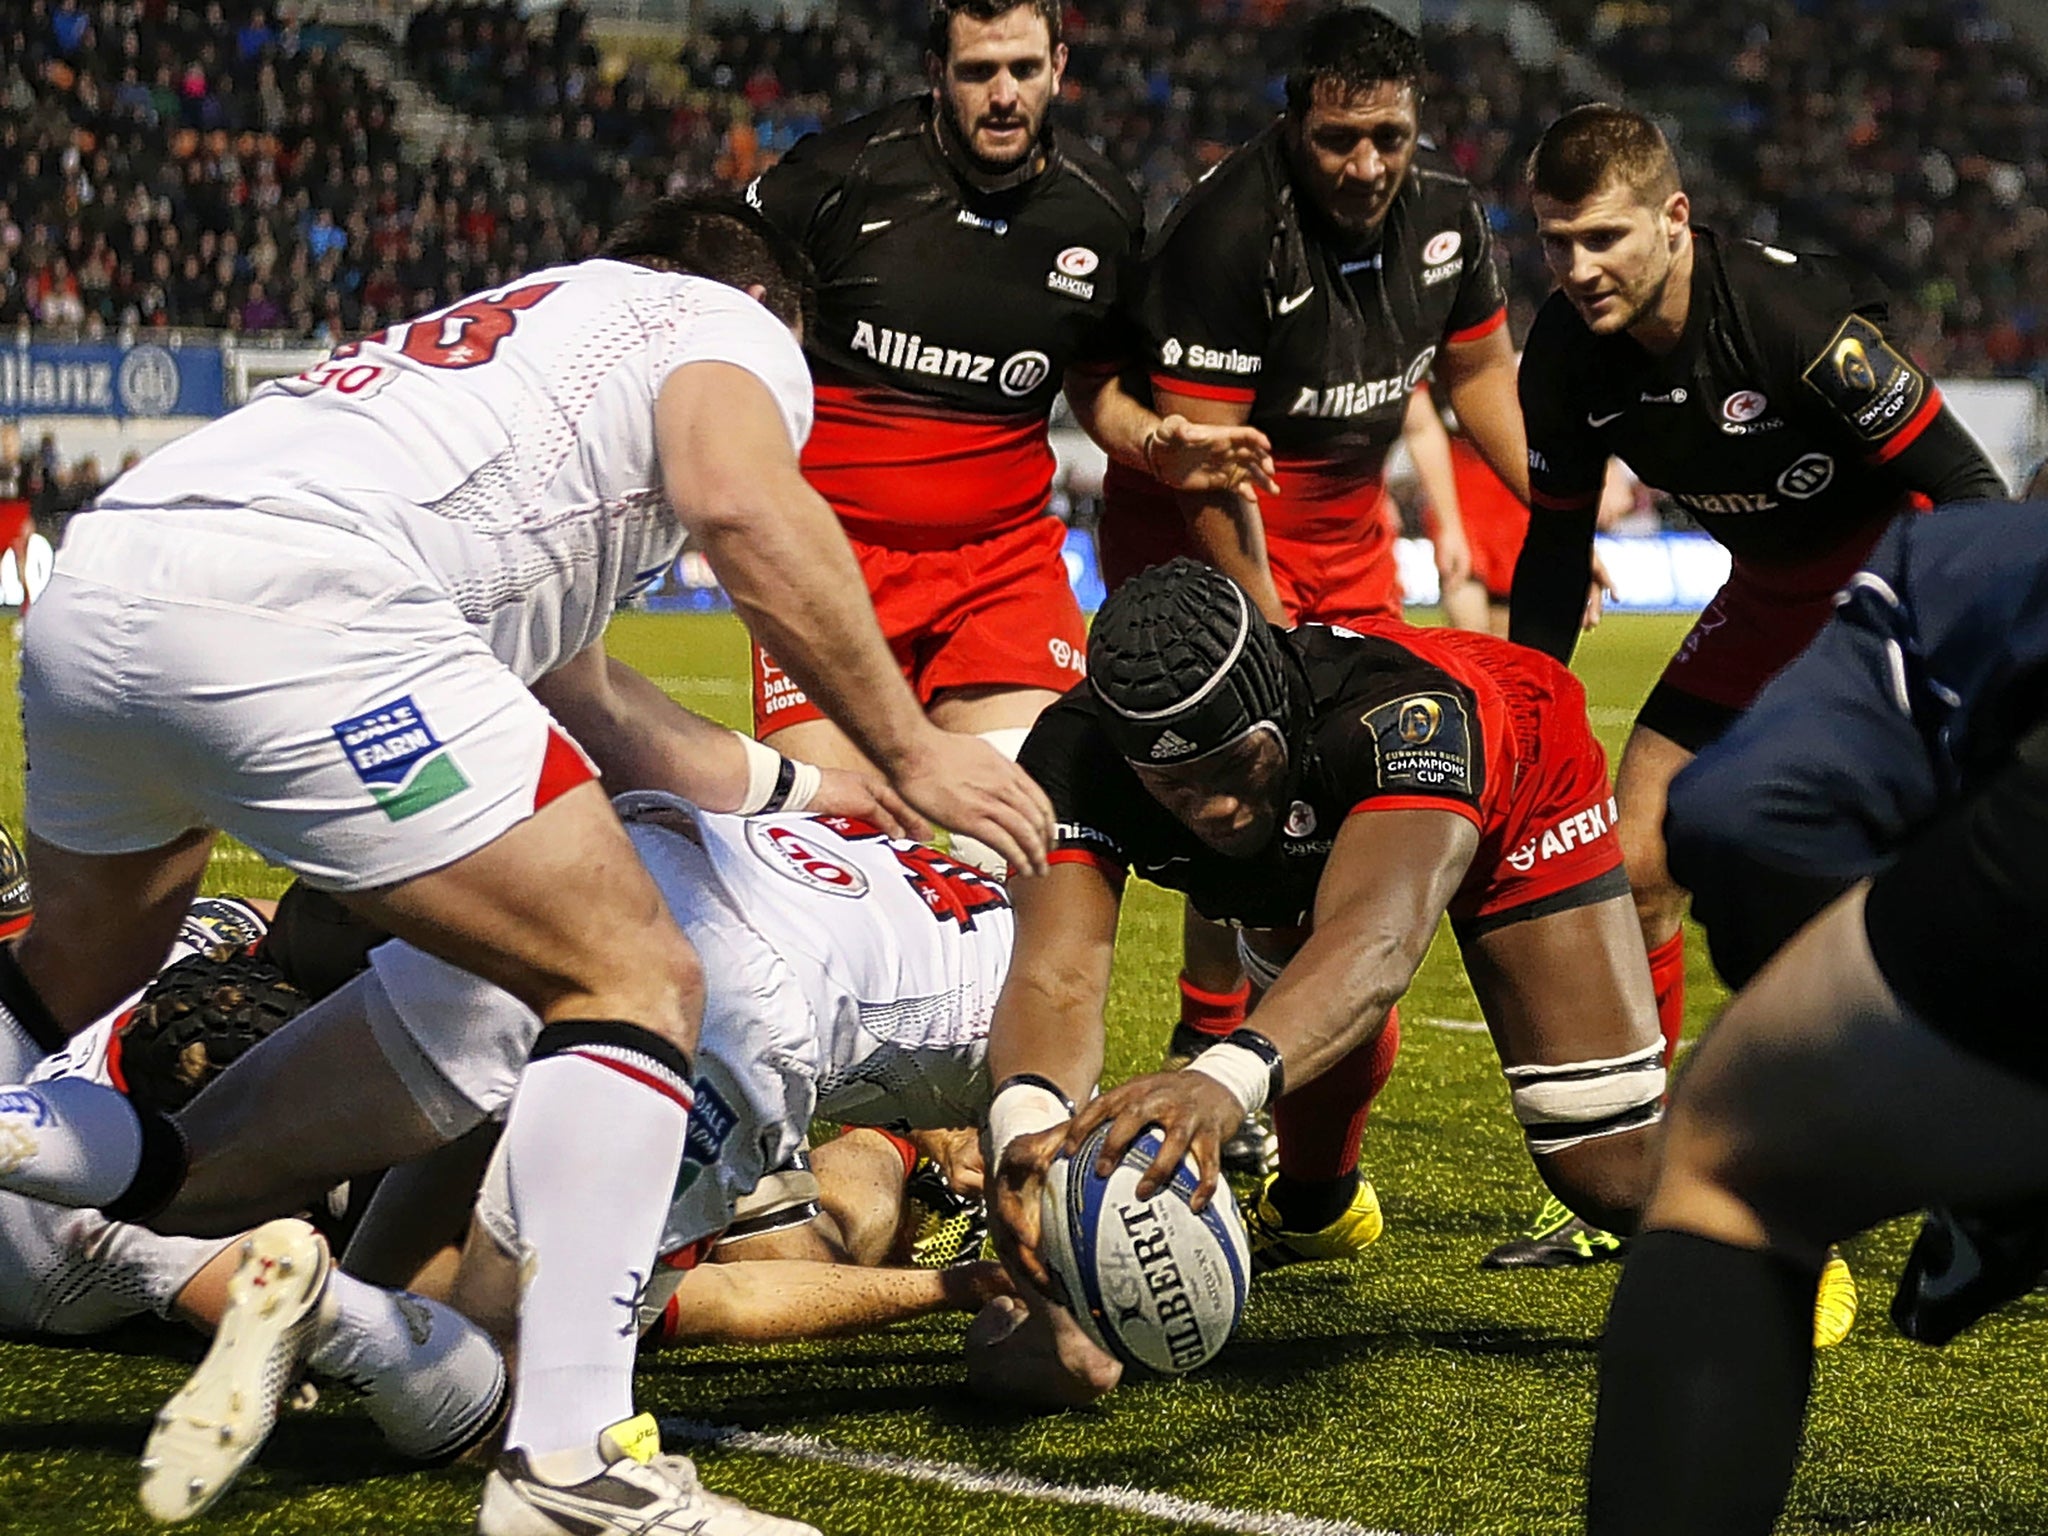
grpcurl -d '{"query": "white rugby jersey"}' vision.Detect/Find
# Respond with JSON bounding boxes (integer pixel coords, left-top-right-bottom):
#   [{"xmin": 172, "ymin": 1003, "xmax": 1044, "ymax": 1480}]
[{"xmin": 94, "ymin": 263, "xmax": 813, "ymax": 682}]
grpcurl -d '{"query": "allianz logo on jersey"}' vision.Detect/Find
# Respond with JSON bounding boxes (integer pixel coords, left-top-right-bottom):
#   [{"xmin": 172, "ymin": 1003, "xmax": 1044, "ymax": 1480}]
[
  {"xmin": 850, "ymin": 322, "xmax": 1051, "ymax": 396},
  {"xmin": 1289, "ymin": 346, "xmax": 1437, "ymax": 419}
]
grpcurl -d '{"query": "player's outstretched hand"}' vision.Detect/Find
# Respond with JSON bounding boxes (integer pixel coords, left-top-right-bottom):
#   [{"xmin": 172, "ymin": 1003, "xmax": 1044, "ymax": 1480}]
[
  {"xmin": 913, "ymin": 1126, "xmax": 985, "ymax": 1199},
  {"xmin": 1146, "ymin": 414, "xmax": 1281, "ymax": 507},
  {"xmin": 1062, "ymin": 1069, "xmax": 1244, "ymax": 1214},
  {"xmin": 890, "ymin": 729, "xmax": 1055, "ymax": 877},
  {"xmin": 988, "ymin": 1124, "xmax": 1066, "ymax": 1294},
  {"xmin": 806, "ymin": 766, "xmax": 926, "ymax": 842},
  {"xmin": 966, "ymin": 1292, "xmax": 1123, "ymax": 1410},
  {"xmin": 1583, "ymin": 551, "xmax": 1618, "ymax": 632}
]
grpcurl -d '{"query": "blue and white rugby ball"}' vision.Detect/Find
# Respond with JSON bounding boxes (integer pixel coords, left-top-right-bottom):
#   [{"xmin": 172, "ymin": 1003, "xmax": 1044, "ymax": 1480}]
[{"xmin": 1040, "ymin": 1121, "xmax": 1251, "ymax": 1374}]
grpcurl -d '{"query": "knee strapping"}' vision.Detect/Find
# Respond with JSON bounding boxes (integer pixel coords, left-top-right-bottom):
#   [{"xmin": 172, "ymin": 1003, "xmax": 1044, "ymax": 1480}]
[{"xmin": 1504, "ymin": 1042, "xmax": 1665, "ymax": 1156}]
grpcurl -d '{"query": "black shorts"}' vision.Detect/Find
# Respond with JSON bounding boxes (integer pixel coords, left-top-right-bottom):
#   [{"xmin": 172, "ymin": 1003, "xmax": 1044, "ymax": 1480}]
[{"xmin": 1863, "ymin": 714, "xmax": 2048, "ymax": 1087}]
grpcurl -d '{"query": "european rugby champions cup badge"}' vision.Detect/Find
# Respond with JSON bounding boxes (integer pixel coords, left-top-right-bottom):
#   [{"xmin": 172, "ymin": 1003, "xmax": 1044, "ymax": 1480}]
[{"xmin": 332, "ymin": 696, "xmax": 473, "ymax": 821}]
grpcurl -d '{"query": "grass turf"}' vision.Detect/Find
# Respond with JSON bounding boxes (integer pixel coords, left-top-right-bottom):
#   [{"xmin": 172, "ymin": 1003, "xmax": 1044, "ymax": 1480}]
[{"xmin": 1, "ymin": 610, "xmax": 2045, "ymax": 1535}]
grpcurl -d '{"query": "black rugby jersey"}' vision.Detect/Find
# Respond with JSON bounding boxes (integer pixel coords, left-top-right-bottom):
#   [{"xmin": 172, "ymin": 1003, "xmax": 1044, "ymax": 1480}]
[
  {"xmin": 1132, "ymin": 129, "xmax": 1506, "ymax": 476},
  {"xmin": 746, "ymin": 97, "xmax": 1142, "ymax": 542},
  {"xmin": 1519, "ymin": 230, "xmax": 2003, "ymax": 567},
  {"xmin": 1022, "ymin": 625, "xmax": 1490, "ymax": 930}
]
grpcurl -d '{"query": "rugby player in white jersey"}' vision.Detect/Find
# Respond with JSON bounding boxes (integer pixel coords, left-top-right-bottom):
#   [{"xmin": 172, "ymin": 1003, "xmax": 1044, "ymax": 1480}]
[
  {"xmin": 0, "ymin": 195, "xmax": 1054, "ymax": 1536},
  {"xmin": 0, "ymin": 893, "xmax": 508, "ymax": 1508},
  {"xmin": 127, "ymin": 800, "xmax": 1027, "ymax": 1520}
]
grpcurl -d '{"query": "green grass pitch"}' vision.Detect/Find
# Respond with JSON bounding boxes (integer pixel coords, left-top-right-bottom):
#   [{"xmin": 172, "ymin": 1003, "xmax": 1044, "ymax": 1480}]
[{"xmin": 1, "ymin": 611, "xmax": 2045, "ymax": 1536}]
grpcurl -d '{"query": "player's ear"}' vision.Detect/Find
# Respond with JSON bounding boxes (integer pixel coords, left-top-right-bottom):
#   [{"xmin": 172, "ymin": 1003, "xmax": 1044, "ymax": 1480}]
[
  {"xmin": 926, "ymin": 49, "xmax": 944, "ymax": 92},
  {"xmin": 1663, "ymin": 190, "xmax": 1691, "ymax": 246},
  {"xmin": 1050, "ymin": 40, "xmax": 1068, "ymax": 88}
]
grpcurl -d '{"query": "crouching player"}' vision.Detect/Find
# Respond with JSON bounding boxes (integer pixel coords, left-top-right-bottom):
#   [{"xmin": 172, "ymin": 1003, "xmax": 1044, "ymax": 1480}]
[
  {"xmin": 982, "ymin": 559, "xmax": 1664, "ymax": 1321},
  {"xmin": 1588, "ymin": 499, "xmax": 2048, "ymax": 1535},
  {"xmin": 127, "ymin": 800, "xmax": 1020, "ymax": 1528}
]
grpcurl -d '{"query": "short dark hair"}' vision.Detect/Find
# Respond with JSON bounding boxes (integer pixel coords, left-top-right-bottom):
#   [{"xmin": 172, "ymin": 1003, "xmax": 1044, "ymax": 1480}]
[
  {"xmin": 1525, "ymin": 103, "xmax": 1682, "ymax": 207},
  {"xmin": 925, "ymin": 0, "xmax": 1062, "ymax": 62},
  {"xmin": 1285, "ymin": 7, "xmax": 1424, "ymax": 118},
  {"xmin": 599, "ymin": 193, "xmax": 813, "ymax": 333}
]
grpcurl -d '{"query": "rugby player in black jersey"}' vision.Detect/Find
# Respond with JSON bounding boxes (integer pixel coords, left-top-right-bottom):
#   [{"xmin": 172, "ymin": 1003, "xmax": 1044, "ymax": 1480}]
[
  {"xmin": 1588, "ymin": 501, "xmax": 2048, "ymax": 1535},
  {"xmin": 1091, "ymin": 7, "xmax": 1560, "ymax": 1182},
  {"xmin": 742, "ymin": 0, "xmax": 1273, "ymax": 873},
  {"xmin": 1501, "ymin": 104, "xmax": 2006, "ymax": 1276},
  {"xmin": 977, "ymin": 559, "xmax": 1665, "ymax": 1330}
]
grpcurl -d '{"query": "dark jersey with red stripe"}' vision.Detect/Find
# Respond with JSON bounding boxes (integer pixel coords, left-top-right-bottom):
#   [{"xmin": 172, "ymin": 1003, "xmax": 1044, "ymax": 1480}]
[
  {"xmin": 1131, "ymin": 129, "xmax": 1505, "ymax": 483},
  {"xmin": 744, "ymin": 98, "xmax": 1141, "ymax": 544},
  {"xmin": 1520, "ymin": 230, "xmax": 1998, "ymax": 567},
  {"xmin": 1021, "ymin": 623, "xmax": 1535, "ymax": 929}
]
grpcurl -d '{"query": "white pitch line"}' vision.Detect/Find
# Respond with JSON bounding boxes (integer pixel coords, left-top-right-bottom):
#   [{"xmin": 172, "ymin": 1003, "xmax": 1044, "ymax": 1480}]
[
  {"xmin": 1418, "ymin": 1016, "xmax": 1491, "ymax": 1034},
  {"xmin": 662, "ymin": 1419, "xmax": 1414, "ymax": 1536}
]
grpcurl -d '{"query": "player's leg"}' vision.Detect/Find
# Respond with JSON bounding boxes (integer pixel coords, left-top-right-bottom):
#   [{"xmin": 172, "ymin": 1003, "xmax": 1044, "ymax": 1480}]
[
  {"xmin": 761, "ymin": 714, "xmax": 875, "ymax": 774},
  {"xmin": 1588, "ymin": 889, "xmax": 2048, "ymax": 1536},
  {"xmin": 928, "ymin": 683, "xmax": 1061, "ymax": 875},
  {"xmin": 1462, "ymin": 890, "xmax": 1664, "ymax": 1238},
  {"xmin": 1612, "ymin": 714, "xmax": 1701, "ymax": 1061},
  {"xmin": 1439, "ymin": 573, "xmax": 1494, "ymax": 632}
]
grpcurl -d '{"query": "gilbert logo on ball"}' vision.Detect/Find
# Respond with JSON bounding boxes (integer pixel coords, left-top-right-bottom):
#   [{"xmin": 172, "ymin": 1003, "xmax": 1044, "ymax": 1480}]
[{"xmin": 1041, "ymin": 1121, "xmax": 1250, "ymax": 1374}]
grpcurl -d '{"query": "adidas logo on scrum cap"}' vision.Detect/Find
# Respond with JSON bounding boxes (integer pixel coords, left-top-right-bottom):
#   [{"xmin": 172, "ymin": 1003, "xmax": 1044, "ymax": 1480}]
[{"xmin": 1150, "ymin": 730, "xmax": 1198, "ymax": 760}]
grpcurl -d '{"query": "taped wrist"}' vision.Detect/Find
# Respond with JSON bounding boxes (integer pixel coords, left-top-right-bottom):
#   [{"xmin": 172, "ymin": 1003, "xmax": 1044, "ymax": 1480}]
[
  {"xmin": 1504, "ymin": 1042, "xmax": 1665, "ymax": 1156},
  {"xmin": 732, "ymin": 732, "xmax": 824, "ymax": 815},
  {"xmin": 1186, "ymin": 1029, "xmax": 1285, "ymax": 1117},
  {"xmin": 987, "ymin": 1073, "xmax": 1074, "ymax": 1164}
]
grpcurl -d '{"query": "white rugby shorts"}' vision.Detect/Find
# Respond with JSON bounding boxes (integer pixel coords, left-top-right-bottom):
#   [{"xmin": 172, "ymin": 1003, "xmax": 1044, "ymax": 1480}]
[
  {"xmin": 23, "ymin": 511, "xmax": 595, "ymax": 891},
  {"xmin": 0, "ymin": 1195, "xmax": 233, "ymax": 1336}
]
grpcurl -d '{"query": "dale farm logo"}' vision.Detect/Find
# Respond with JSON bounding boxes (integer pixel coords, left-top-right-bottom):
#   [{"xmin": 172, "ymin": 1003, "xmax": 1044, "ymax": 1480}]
[{"xmin": 332, "ymin": 696, "xmax": 472, "ymax": 821}]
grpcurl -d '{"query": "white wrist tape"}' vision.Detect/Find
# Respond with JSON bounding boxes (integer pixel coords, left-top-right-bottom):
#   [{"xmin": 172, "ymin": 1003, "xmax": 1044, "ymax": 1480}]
[
  {"xmin": 780, "ymin": 758, "xmax": 823, "ymax": 812},
  {"xmin": 986, "ymin": 1081, "xmax": 1070, "ymax": 1164},
  {"xmin": 733, "ymin": 732, "xmax": 785, "ymax": 815},
  {"xmin": 1185, "ymin": 1041, "xmax": 1274, "ymax": 1118}
]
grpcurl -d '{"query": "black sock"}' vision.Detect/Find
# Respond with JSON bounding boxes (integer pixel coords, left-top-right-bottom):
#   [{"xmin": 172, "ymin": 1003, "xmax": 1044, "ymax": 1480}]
[
  {"xmin": 0, "ymin": 944, "xmax": 66, "ymax": 1054},
  {"xmin": 1588, "ymin": 1230, "xmax": 1819, "ymax": 1536},
  {"xmin": 1265, "ymin": 1169, "xmax": 1360, "ymax": 1232}
]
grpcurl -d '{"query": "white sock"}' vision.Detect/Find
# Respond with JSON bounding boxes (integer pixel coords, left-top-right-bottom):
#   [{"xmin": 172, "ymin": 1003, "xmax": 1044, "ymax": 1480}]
[
  {"xmin": 0, "ymin": 1077, "xmax": 142, "ymax": 1205},
  {"xmin": 499, "ymin": 1039, "xmax": 691, "ymax": 1485},
  {"xmin": 309, "ymin": 1271, "xmax": 504, "ymax": 1460}
]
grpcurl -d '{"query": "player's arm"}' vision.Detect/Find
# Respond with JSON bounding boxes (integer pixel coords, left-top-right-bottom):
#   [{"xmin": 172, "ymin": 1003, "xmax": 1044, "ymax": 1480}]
[
  {"xmin": 1507, "ymin": 318, "xmax": 1606, "ymax": 663},
  {"xmin": 1793, "ymin": 308, "xmax": 2007, "ymax": 504},
  {"xmin": 983, "ymin": 857, "xmax": 1123, "ymax": 1292},
  {"xmin": 1151, "ymin": 383, "xmax": 1289, "ymax": 624},
  {"xmin": 530, "ymin": 640, "xmax": 909, "ymax": 829},
  {"xmin": 1062, "ymin": 366, "xmax": 1279, "ymax": 502},
  {"xmin": 655, "ymin": 360, "xmax": 1055, "ymax": 874},
  {"xmin": 1062, "ymin": 809, "xmax": 1476, "ymax": 1210},
  {"xmin": 651, "ymin": 1258, "xmax": 1008, "ymax": 1345},
  {"xmin": 1435, "ymin": 320, "xmax": 1528, "ymax": 504},
  {"xmin": 1400, "ymin": 388, "xmax": 1470, "ymax": 589}
]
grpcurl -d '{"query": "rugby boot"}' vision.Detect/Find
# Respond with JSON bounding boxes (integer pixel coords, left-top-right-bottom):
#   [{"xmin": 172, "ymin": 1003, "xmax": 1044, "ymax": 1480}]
[
  {"xmin": 1892, "ymin": 1199, "xmax": 2048, "ymax": 1346},
  {"xmin": 140, "ymin": 1218, "xmax": 330, "ymax": 1522},
  {"xmin": 1249, "ymin": 1173, "xmax": 1383, "ymax": 1273},
  {"xmin": 904, "ymin": 1157, "xmax": 991, "ymax": 1269},
  {"xmin": 478, "ymin": 1413, "xmax": 821, "ymax": 1536},
  {"xmin": 1479, "ymin": 1193, "xmax": 1626, "ymax": 1270},
  {"xmin": 1813, "ymin": 1247, "xmax": 1859, "ymax": 1349}
]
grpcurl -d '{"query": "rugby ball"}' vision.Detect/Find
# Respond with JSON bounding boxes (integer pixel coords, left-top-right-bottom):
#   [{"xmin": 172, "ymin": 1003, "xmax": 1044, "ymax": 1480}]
[{"xmin": 1040, "ymin": 1122, "xmax": 1251, "ymax": 1374}]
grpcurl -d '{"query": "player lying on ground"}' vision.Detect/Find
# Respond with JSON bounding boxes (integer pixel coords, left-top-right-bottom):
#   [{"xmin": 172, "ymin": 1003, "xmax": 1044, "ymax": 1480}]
[
  {"xmin": 117, "ymin": 800, "xmax": 1041, "ymax": 1516},
  {"xmin": 1588, "ymin": 499, "xmax": 2048, "ymax": 1536},
  {"xmin": 0, "ymin": 885, "xmax": 505, "ymax": 1515},
  {"xmin": 0, "ymin": 195, "xmax": 1057, "ymax": 1536},
  {"xmin": 978, "ymin": 558, "xmax": 1665, "ymax": 1389}
]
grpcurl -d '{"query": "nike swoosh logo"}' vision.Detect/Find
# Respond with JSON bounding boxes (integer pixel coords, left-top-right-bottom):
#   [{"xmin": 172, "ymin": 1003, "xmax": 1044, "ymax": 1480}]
[
  {"xmin": 1277, "ymin": 288, "xmax": 1315, "ymax": 315},
  {"xmin": 860, "ymin": 219, "xmax": 893, "ymax": 234},
  {"xmin": 1587, "ymin": 410, "xmax": 1625, "ymax": 428}
]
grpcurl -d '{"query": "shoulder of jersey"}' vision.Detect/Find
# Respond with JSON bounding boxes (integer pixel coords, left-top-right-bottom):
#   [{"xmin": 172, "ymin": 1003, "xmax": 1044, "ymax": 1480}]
[
  {"xmin": 1155, "ymin": 127, "xmax": 1284, "ymax": 249},
  {"xmin": 1051, "ymin": 129, "xmax": 1144, "ymax": 232},
  {"xmin": 1524, "ymin": 286, "xmax": 1592, "ymax": 355},
  {"xmin": 1407, "ymin": 146, "xmax": 1484, "ymax": 205},
  {"xmin": 784, "ymin": 95, "xmax": 928, "ymax": 174}
]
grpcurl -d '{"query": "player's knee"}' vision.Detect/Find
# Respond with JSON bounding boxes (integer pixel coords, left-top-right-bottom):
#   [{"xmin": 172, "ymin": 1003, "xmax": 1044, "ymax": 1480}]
[{"xmin": 1507, "ymin": 1043, "xmax": 1666, "ymax": 1231}]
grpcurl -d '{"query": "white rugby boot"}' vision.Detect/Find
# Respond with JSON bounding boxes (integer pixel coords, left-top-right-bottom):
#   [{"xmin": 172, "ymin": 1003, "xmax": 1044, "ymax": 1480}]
[
  {"xmin": 478, "ymin": 1413, "xmax": 822, "ymax": 1536},
  {"xmin": 140, "ymin": 1217, "xmax": 330, "ymax": 1522}
]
